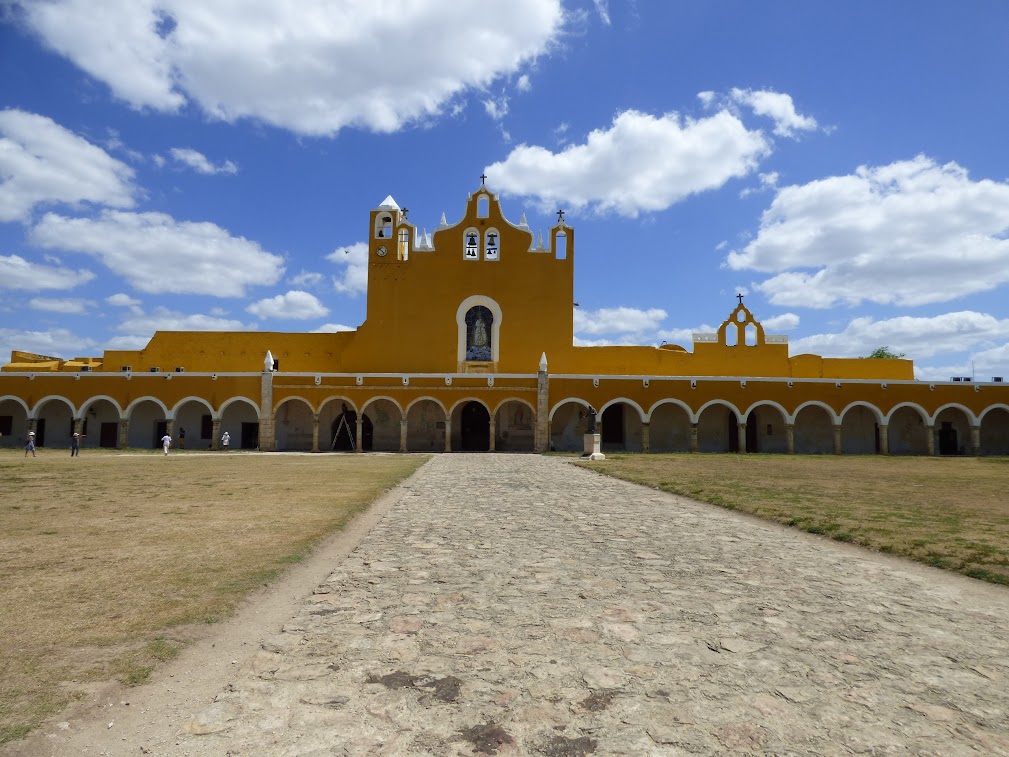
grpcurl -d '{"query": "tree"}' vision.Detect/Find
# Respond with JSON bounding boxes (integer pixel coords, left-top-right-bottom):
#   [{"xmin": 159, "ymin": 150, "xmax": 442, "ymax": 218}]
[{"xmin": 866, "ymin": 346, "xmax": 905, "ymax": 359}]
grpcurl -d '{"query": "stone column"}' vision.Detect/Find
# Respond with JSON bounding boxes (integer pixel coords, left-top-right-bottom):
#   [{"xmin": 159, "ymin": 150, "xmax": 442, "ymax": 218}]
[
  {"xmin": 534, "ymin": 356, "xmax": 550, "ymax": 453},
  {"xmin": 489, "ymin": 416, "xmax": 496, "ymax": 452},
  {"xmin": 832, "ymin": 424, "xmax": 842, "ymax": 455},
  {"xmin": 690, "ymin": 423, "xmax": 699, "ymax": 453},
  {"xmin": 166, "ymin": 419, "xmax": 175, "ymax": 439},
  {"xmin": 641, "ymin": 422, "xmax": 650, "ymax": 453},
  {"xmin": 926, "ymin": 425, "xmax": 936, "ymax": 456},
  {"xmin": 399, "ymin": 418, "xmax": 408, "ymax": 452},
  {"xmin": 312, "ymin": 414, "xmax": 320, "ymax": 453},
  {"xmin": 444, "ymin": 412, "xmax": 452, "ymax": 452},
  {"xmin": 211, "ymin": 418, "xmax": 221, "ymax": 450},
  {"xmin": 970, "ymin": 425, "xmax": 981, "ymax": 456},
  {"xmin": 259, "ymin": 369, "xmax": 275, "ymax": 451},
  {"xmin": 785, "ymin": 423, "xmax": 795, "ymax": 454},
  {"xmin": 73, "ymin": 417, "xmax": 84, "ymax": 436},
  {"xmin": 118, "ymin": 419, "xmax": 129, "ymax": 449},
  {"xmin": 355, "ymin": 418, "xmax": 363, "ymax": 453},
  {"xmin": 27, "ymin": 418, "xmax": 36, "ymax": 435},
  {"xmin": 879, "ymin": 424, "xmax": 889, "ymax": 455},
  {"xmin": 737, "ymin": 422, "xmax": 747, "ymax": 453}
]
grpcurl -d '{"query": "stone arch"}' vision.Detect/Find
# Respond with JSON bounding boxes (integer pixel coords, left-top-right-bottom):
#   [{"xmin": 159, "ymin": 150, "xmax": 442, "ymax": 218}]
[
  {"xmin": 840, "ymin": 402, "xmax": 882, "ymax": 455},
  {"xmin": 550, "ymin": 398, "xmax": 591, "ymax": 452},
  {"xmin": 219, "ymin": 395, "xmax": 260, "ymax": 418},
  {"xmin": 743, "ymin": 401, "xmax": 787, "ymax": 453},
  {"xmin": 979, "ymin": 405, "xmax": 1009, "ymax": 456},
  {"xmin": 886, "ymin": 404, "xmax": 929, "ymax": 456},
  {"xmin": 220, "ymin": 397, "xmax": 259, "ymax": 450},
  {"xmin": 793, "ymin": 402, "xmax": 835, "ymax": 454},
  {"xmin": 932, "ymin": 404, "xmax": 973, "ymax": 456},
  {"xmin": 598, "ymin": 398, "xmax": 645, "ymax": 452},
  {"xmin": 126, "ymin": 396, "xmax": 170, "ymax": 420},
  {"xmin": 275, "ymin": 397, "xmax": 314, "ymax": 451},
  {"xmin": 172, "ymin": 396, "xmax": 216, "ymax": 451},
  {"xmin": 456, "ymin": 295, "xmax": 503, "ymax": 363},
  {"xmin": 30, "ymin": 394, "xmax": 77, "ymax": 418},
  {"xmin": 0, "ymin": 395, "xmax": 31, "ymax": 448},
  {"xmin": 124, "ymin": 398, "xmax": 166, "ymax": 448},
  {"xmin": 79, "ymin": 395, "xmax": 124, "ymax": 418},
  {"xmin": 79, "ymin": 397, "xmax": 122, "ymax": 448},
  {"xmin": 406, "ymin": 397, "xmax": 448, "ymax": 452},
  {"xmin": 31, "ymin": 395, "xmax": 76, "ymax": 448},
  {"xmin": 696, "ymin": 400, "xmax": 741, "ymax": 453},
  {"xmin": 493, "ymin": 398, "xmax": 536, "ymax": 452},
  {"xmin": 319, "ymin": 396, "xmax": 358, "ymax": 451},
  {"xmin": 360, "ymin": 396, "xmax": 403, "ymax": 452},
  {"xmin": 648, "ymin": 399, "xmax": 692, "ymax": 453},
  {"xmin": 450, "ymin": 398, "xmax": 491, "ymax": 451}
]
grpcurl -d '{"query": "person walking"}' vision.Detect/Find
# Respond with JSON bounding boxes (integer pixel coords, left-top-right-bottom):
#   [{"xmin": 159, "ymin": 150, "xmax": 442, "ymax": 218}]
[
  {"xmin": 161, "ymin": 433, "xmax": 172, "ymax": 456},
  {"xmin": 178, "ymin": 426, "xmax": 186, "ymax": 449},
  {"xmin": 25, "ymin": 431, "xmax": 36, "ymax": 457},
  {"xmin": 221, "ymin": 430, "xmax": 230, "ymax": 451},
  {"xmin": 71, "ymin": 432, "xmax": 81, "ymax": 457}
]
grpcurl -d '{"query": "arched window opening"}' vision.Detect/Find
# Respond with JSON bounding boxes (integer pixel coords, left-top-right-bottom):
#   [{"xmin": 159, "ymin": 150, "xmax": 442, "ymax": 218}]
[
  {"xmin": 398, "ymin": 228, "xmax": 410, "ymax": 260},
  {"xmin": 745, "ymin": 323, "xmax": 757, "ymax": 346},
  {"xmin": 465, "ymin": 306, "xmax": 493, "ymax": 361},
  {"xmin": 376, "ymin": 214, "xmax": 392, "ymax": 238},
  {"xmin": 725, "ymin": 324, "xmax": 738, "ymax": 346},
  {"xmin": 464, "ymin": 228, "xmax": 479, "ymax": 260},
  {"xmin": 555, "ymin": 231, "xmax": 567, "ymax": 260},
  {"xmin": 484, "ymin": 229, "xmax": 499, "ymax": 260},
  {"xmin": 477, "ymin": 195, "xmax": 489, "ymax": 218}
]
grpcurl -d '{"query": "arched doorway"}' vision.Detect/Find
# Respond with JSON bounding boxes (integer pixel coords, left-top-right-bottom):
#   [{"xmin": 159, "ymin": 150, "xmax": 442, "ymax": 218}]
[
  {"xmin": 601, "ymin": 402, "xmax": 643, "ymax": 452},
  {"xmin": 275, "ymin": 398, "xmax": 313, "ymax": 451},
  {"xmin": 794, "ymin": 404, "xmax": 834, "ymax": 454},
  {"xmin": 459, "ymin": 401, "xmax": 490, "ymax": 451},
  {"xmin": 362, "ymin": 399, "xmax": 402, "ymax": 452},
  {"xmin": 0, "ymin": 398, "xmax": 29, "ymax": 448},
  {"xmin": 220, "ymin": 398, "xmax": 259, "ymax": 450},
  {"xmin": 934, "ymin": 406, "xmax": 971, "ymax": 456},
  {"xmin": 34, "ymin": 397, "xmax": 74, "ymax": 448},
  {"xmin": 649, "ymin": 402, "xmax": 691, "ymax": 453},
  {"xmin": 745, "ymin": 404, "xmax": 787, "ymax": 453},
  {"xmin": 494, "ymin": 400, "xmax": 535, "ymax": 452},
  {"xmin": 406, "ymin": 399, "xmax": 446, "ymax": 452},
  {"xmin": 549, "ymin": 400, "xmax": 588, "ymax": 452},
  {"xmin": 888, "ymin": 406, "xmax": 928, "ymax": 456},
  {"xmin": 697, "ymin": 403, "xmax": 735, "ymax": 453},
  {"xmin": 980, "ymin": 408, "xmax": 1009, "ymax": 456},
  {"xmin": 80, "ymin": 398, "xmax": 122, "ymax": 448},
  {"xmin": 330, "ymin": 404, "xmax": 360, "ymax": 451},
  {"xmin": 841, "ymin": 405, "xmax": 879, "ymax": 455}
]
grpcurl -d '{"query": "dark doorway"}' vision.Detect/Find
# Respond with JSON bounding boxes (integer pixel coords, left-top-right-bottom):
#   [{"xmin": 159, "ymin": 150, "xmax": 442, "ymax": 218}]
[
  {"xmin": 331, "ymin": 408, "xmax": 358, "ymax": 451},
  {"xmin": 155, "ymin": 420, "xmax": 167, "ymax": 449},
  {"xmin": 361, "ymin": 414, "xmax": 374, "ymax": 451},
  {"xmin": 745, "ymin": 414, "xmax": 758, "ymax": 452},
  {"xmin": 727, "ymin": 413, "xmax": 739, "ymax": 453},
  {"xmin": 35, "ymin": 418, "xmax": 46, "ymax": 447},
  {"xmin": 938, "ymin": 422, "xmax": 959, "ymax": 455},
  {"xmin": 100, "ymin": 422, "xmax": 118, "ymax": 448},
  {"xmin": 241, "ymin": 422, "xmax": 259, "ymax": 449},
  {"xmin": 601, "ymin": 404, "xmax": 624, "ymax": 447},
  {"xmin": 460, "ymin": 402, "xmax": 490, "ymax": 451}
]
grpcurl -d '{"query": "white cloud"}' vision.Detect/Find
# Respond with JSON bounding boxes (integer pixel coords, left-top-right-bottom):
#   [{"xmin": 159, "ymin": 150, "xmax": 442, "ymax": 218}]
[
  {"xmin": 483, "ymin": 96, "xmax": 509, "ymax": 121},
  {"xmin": 288, "ymin": 270, "xmax": 325, "ymax": 288},
  {"xmin": 31, "ymin": 210, "xmax": 285, "ymax": 296},
  {"xmin": 729, "ymin": 88, "xmax": 817, "ymax": 138},
  {"xmin": 574, "ymin": 306, "xmax": 667, "ymax": 335},
  {"xmin": 0, "ymin": 253, "xmax": 95, "ymax": 290},
  {"xmin": 28, "ymin": 297, "xmax": 93, "ymax": 314},
  {"xmin": 311, "ymin": 323, "xmax": 356, "ymax": 333},
  {"xmin": 169, "ymin": 147, "xmax": 238, "ymax": 175},
  {"xmin": 327, "ymin": 242, "xmax": 368, "ymax": 295},
  {"xmin": 761, "ymin": 312, "xmax": 800, "ymax": 331},
  {"xmin": 486, "ymin": 107, "xmax": 770, "ymax": 217},
  {"xmin": 0, "ymin": 109, "xmax": 136, "ymax": 222},
  {"xmin": 593, "ymin": 0, "xmax": 611, "ymax": 25},
  {"xmin": 105, "ymin": 292, "xmax": 141, "ymax": 307},
  {"xmin": 246, "ymin": 290, "xmax": 329, "ymax": 320},
  {"xmin": 516, "ymin": 74, "xmax": 531, "ymax": 93},
  {"xmin": 16, "ymin": 0, "xmax": 564, "ymax": 136},
  {"xmin": 113, "ymin": 306, "xmax": 253, "ymax": 343},
  {"xmin": 728, "ymin": 157, "xmax": 1009, "ymax": 308},
  {"xmin": 0, "ymin": 327, "xmax": 97, "ymax": 363}
]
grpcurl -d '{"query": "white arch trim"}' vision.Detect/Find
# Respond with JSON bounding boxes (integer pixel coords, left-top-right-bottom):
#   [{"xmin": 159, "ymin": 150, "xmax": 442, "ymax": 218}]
[
  {"xmin": 448, "ymin": 397, "xmax": 491, "ymax": 416},
  {"xmin": 78, "ymin": 395, "xmax": 124, "ymax": 418},
  {"xmin": 0, "ymin": 395, "xmax": 31, "ymax": 415},
  {"xmin": 742, "ymin": 399, "xmax": 790, "ymax": 423},
  {"xmin": 456, "ymin": 295, "xmax": 503, "ymax": 363},
  {"xmin": 791, "ymin": 400, "xmax": 840, "ymax": 425},
  {"xmin": 548, "ymin": 397, "xmax": 591, "ymax": 422},
  {"xmin": 598, "ymin": 397, "xmax": 646, "ymax": 422},
  {"xmin": 694, "ymin": 399, "xmax": 743, "ymax": 424},
  {"xmin": 218, "ymin": 396, "xmax": 260, "ymax": 417},
  {"xmin": 405, "ymin": 396, "xmax": 448, "ymax": 417},
  {"xmin": 125, "ymin": 396, "xmax": 170, "ymax": 419},
  {"xmin": 30, "ymin": 394, "xmax": 78, "ymax": 418},
  {"xmin": 318, "ymin": 395, "xmax": 359, "ymax": 416},
  {"xmin": 171, "ymin": 395, "xmax": 215, "ymax": 418},
  {"xmin": 978, "ymin": 404, "xmax": 1009, "ymax": 422},
  {"xmin": 646, "ymin": 398, "xmax": 693, "ymax": 422},
  {"xmin": 929, "ymin": 402, "xmax": 978, "ymax": 426},
  {"xmin": 882, "ymin": 402, "xmax": 930, "ymax": 425},
  {"xmin": 492, "ymin": 396, "xmax": 536, "ymax": 418},
  {"xmin": 274, "ymin": 395, "xmax": 314, "ymax": 414},
  {"xmin": 839, "ymin": 401, "xmax": 883, "ymax": 425},
  {"xmin": 360, "ymin": 395, "xmax": 404, "ymax": 418}
]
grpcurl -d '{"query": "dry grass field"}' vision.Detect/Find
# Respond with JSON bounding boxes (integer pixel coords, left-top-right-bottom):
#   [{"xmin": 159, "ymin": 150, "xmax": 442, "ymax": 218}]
[
  {"xmin": 580, "ymin": 453, "xmax": 1009, "ymax": 587},
  {"xmin": 0, "ymin": 448, "xmax": 426, "ymax": 744}
]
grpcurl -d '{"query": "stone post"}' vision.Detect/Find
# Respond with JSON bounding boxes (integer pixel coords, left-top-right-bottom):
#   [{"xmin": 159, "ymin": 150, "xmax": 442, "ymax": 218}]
[
  {"xmin": 737, "ymin": 422, "xmax": 747, "ymax": 453},
  {"xmin": 355, "ymin": 418, "xmax": 363, "ymax": 453},
  {"xmin": 312, "ymin": 414, "xmax": 320, "ymax": 453},
  {"xmin": 118, "ymin": 418, "xmax": 129, "ymax": 449},
  {"xmin": 879, "ymin": 424, "xmax": 889, "ymax": 455},
  {"xmin": 535, "ymin": 352, "xmax": 549, "ymax": 453},
  {"xmin": 970, "ymin": 425, "xmax": 981, "ymax": 456},
  {"xmin": 489, "ymin": 416, "xmax": 496, "ymax": 452},
  {"xmin": 926, "ymin": 425, "xmax": 936, "ymax": 456},
  {"xmin": 211, "ymin": 418, "xmax": 221, "ymax": 450},
  {"xmin": 166, "ymin": 419, "xmax": 175, "ymax": 439},
  {"xmin": 444, "ymin": 412, "xmax": 452, "ymax": 452},
  {"xmin": 399, "ymin": 417, "xmax": 408, "ymax": 453},
  {"xmin": 690, "ymin": 423, "xmax": 699, "ymax": 453},
  {"xmin": 641, "ymin": 422, "xmax": 650, "ymax": 453},
  {"xmin": 73, "ymin": 417, "xmax": 84, "ymax": 437},
  {"xmin": 832, "ymin": 424, "xmax": 842, "ymax": 455},
  {"xmin": 259, "ymin": 367, "xmax": 274, "ymax": 451},
  {"xmin": 785, "ymin": 423, "xmax": 795, "ymax": 454}
]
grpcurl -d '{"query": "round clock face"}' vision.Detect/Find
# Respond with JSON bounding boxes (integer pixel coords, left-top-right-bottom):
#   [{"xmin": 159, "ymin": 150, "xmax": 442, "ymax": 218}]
[{"xmin": 376, "ymin": 246, "xmax": 388, "ymax": 257}]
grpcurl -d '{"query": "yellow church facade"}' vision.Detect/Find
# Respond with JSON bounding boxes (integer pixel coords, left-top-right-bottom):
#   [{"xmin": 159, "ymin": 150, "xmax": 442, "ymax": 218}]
[{"xmin": 3, "ymin": 183, "xmax": 1009, "ymax": 457}]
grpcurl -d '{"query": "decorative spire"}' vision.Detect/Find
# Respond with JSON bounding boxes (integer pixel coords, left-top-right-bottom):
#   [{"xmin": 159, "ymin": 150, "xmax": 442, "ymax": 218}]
[
  {"xmin": 539, "ymin": 352, "xmax": 548, "ymax": 372},
  {"xmin": 264, "ymin": 350, "xmax": 274, "ymax": 372},
  {"xmin": 519, "ymin": 211, "xmax": 529, "ymax": 228},
  {"xmin": 537, "ymin": 230, "xmax": 545, "ymax": 250},
  {"xmin": 377, "ymin": 195, "xmax": 399, "ymax": 210},
  {"xmin": 438, "ymin": 212, "xmax": 448, "ymax": 229}
]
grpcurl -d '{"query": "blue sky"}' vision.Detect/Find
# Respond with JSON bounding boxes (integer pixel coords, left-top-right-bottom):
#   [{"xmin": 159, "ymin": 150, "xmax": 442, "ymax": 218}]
[{"xmin": 2, "ymin": 0, "xmax": 1009, "ymax": 380}]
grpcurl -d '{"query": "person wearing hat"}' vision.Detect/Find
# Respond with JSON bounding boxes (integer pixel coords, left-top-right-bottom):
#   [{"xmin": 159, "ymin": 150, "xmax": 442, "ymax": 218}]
[
  {"xmin": 25, "ymin": 430, "xmax": 36, "ymax": 458},
  {"xmin": 71, "ymin": 432, "xmax": 82, "ymax": 457}
]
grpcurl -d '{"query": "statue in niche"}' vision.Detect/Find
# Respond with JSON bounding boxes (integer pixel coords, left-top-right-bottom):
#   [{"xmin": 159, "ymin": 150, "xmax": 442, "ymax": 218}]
[{"xmin": 465, "ymin": 306, "xmax": 493, "ymax": 361}]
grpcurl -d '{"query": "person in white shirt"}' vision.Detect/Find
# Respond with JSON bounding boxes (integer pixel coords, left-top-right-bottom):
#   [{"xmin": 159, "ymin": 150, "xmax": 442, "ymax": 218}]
[{"xmin": 161, "ymin": 434, "xmax": 172, "ymax": 455}]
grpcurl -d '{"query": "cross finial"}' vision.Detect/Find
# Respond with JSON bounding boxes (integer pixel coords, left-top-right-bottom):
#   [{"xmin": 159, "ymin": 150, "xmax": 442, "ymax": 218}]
[
  {"xmin": 737, "ymin": 293, "xmax": 744, "ymax": 305},
  {"xmin": 401, "ymin": 207, "xmax": 409, "ymax": 219},
  {"xmin": 556, "ymin": 209, "xmax": 565, "ymax": 223},
  {"xmin": 480, "ymin": 173, "xmax": 487, "ymax": 186}
]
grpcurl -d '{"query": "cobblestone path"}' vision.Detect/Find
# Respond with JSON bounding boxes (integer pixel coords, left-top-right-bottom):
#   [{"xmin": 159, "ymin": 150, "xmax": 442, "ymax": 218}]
[{"xmin": 174, "ymin": 455, "xmax": 1009, "ymax": 754}]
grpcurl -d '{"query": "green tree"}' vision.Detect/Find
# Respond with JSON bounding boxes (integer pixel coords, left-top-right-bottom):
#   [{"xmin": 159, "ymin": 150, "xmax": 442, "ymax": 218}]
[{"xmin": 866, "ymin": 346, "xmax": 905, "ymax": 359}]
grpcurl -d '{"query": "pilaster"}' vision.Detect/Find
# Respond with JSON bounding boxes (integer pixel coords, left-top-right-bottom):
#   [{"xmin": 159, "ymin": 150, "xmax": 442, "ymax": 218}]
[
  {"xmin": 118, "ymin": 419, "xmax": 129, "ymax": 449},
  {"xmin": 785, "ymin": 423, "xmax": 795, "ymax": 454},
  {"xmin": 211, "ymin": 418, "xmax": 221, "ymax": 450},
  {"xmin": 833, "ymin": 424, "xmax": 842, "ymax": 455},
  {"xmin": 259, "ymin": 369, "xmax": 275, "ymax": 451},
  {"xmin": 879, "ymin": 424, "xmax": 889, "ymax": 455},
  {"xmin": 641, "ymin": 422, "xmax": 650, "ymax": 453},
  {"xmin": 535, "ymin": 355, "xmax": 549, "ymax": 453}
]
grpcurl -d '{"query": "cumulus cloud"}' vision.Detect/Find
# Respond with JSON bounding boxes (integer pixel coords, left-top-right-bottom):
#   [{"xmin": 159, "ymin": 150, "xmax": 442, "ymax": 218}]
[
  {"xmin": 112, "ymin": 306, "xmax": 253, "ymax": 346},
  {"xmin": 0, "ymin": 327, "xmax": 97, "ymax": 363},
  {"xmin": 28, "ymin": 297, "xmax": 93, "ymax": 314},
  {"xmin": 0, "ymin": 109, "xmax": 136, "ymax": 222},
  {"xmin": 593, "ymin": 0, "xmax": 611, "ymax": 25},
  {"xmin": 0, "ymin": 253, "xmax": 95, "ymax": 290},
  {"xmin": 288, "ymin": 270, "xmax": 325, "ymax": 288},
  {"xmin": 311, "ymin": 323, "xmax": 356, "ymax": 333},
  {"xmin": 728, "ymin": 156, "xmax": 1009, "ymax": 308},
  {"xmin": 729, "ymin": 88, "xmax": 817, "ymax": 137},
  {"xmin": 30, "ymin": 210, "xmax": 285, "ymax": 296},
  {"xmin": 105, "ymin": 292, "xmax": 142, "ymax": 307},
  {"xmin": 247, "ymin": 290, "xmax": 329, "ymax": 320},
  {"xmin": 486, "ymin": 108, "xmax": 770, "ymax": 217},
  {"xmin": 169, "ymin": 147, "xmax": 237, "ymax": 175},
  {"xmin": 761, "ymin": 312, "xmax": 800, "ymax": 331},
  {"xmin": 15, "ymin": 0, "xmax": 564, "ymax": 136},
  {"xmin": 327, "ymin": 242, "xmax": 368, "ymax": 295},
  {"xmin": 574, "ymin": 306, "xmax": 668, "ymax": 335}
]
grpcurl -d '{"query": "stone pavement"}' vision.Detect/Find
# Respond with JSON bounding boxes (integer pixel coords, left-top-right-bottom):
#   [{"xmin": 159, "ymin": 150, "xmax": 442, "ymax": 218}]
[{"xmin": 129, "ymin": 455, "xmax": 1009, "ymax": 754}]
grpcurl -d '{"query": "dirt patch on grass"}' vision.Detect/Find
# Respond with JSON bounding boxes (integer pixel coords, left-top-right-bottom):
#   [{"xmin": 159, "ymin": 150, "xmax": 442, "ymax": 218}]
[
  {"xmin": 578, "ymin": 454, "xmax": 1009, "ymax": 586},
  {"xmin": 0, "ymin": 449, "xmax": 426, "ymax": 744}
]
